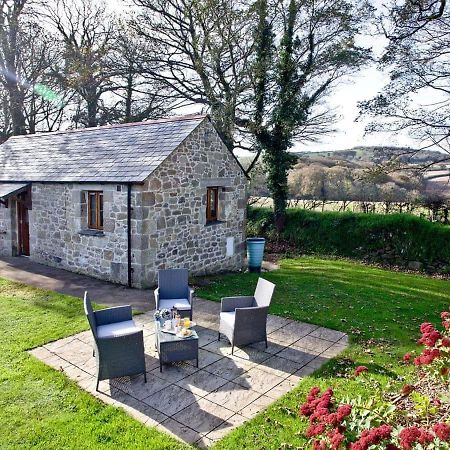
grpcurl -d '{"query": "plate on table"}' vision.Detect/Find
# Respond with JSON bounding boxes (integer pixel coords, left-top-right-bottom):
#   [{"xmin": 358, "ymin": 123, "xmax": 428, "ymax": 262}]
[{"xmin": 176, "ymin": 329, "xmax": 193, "ymax": 338}]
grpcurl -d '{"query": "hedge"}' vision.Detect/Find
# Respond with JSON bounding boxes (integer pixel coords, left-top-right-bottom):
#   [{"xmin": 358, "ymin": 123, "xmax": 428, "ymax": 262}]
[{"xmin": 247, "ymin": 207, "xmax": 450, "ymax": 273}]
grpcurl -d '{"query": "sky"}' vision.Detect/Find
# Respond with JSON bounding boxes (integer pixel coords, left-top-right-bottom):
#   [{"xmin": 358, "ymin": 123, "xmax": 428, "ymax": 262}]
[{"xmin": 107, "ymin": 0, "xmax": 420, "ymax": 153}]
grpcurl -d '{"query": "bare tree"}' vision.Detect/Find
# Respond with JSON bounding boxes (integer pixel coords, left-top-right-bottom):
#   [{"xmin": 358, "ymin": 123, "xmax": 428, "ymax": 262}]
[
  {"xmin": 0, "ymin": 0, "xmax": 29, "ymax": 135},
  {"xmin": 132, "ymin": 0, "xmax": 254, "ymax": 150},
  {"xmin": 20, "ymin": 22, "xmax": 68, "ymax": 133},
  {"xmin": 106, "ymin": 28, "xmax": 172, "ymax": 124},
  {"xmin": 0, "ymin": 1, "xmax": 67, "ymax": 136},
  {"xmin": 360, "ymin": 0, "xmax": 450, "ymax": 169},
  {"xmin": 46, "ymin": 0, "xmax": 118, "ymax": 128}
]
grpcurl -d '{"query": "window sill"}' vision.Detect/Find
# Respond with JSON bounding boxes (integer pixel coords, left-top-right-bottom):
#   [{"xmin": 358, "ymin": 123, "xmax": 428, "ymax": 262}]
[
  {"xmin": 79, "ymin": 229, "xmax": 105, "ymax": 237},
  {"xmin": 205, "ymin": 220, "xmax": 225, "ymax": 227}
]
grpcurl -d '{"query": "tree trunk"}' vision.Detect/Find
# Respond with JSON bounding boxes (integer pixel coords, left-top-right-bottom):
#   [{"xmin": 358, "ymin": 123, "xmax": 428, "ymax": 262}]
[
  {"xmin": 7, "ymin": 84, "xmax": 26, "ymax": 135},
  {"xmin": 86, "ymin": 90, "xmax": 98, "ymax": 127},
  {"xmin": 267, "ymin": 145, "xmax": 289, "ymax": 232},
  {"xmin": 125, "ymin": 73, "xmax": 133, "ymax": 123}
]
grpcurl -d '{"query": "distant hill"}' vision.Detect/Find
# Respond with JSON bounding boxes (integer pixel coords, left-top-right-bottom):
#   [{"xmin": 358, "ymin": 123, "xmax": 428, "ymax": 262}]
[
  {"xmin": 293, "ymin": 146, "xmax": 447, "ymax": 167},
  {"xmin": 241, "ymin": 145, "xmax": 450, "ymax": 201}
]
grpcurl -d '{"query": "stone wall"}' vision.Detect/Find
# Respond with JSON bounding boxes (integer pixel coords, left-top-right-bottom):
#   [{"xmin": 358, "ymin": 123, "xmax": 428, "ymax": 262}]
[
  {"xmin": 138, "ymin": 119, "xmax": 247, "ymax": 287},
  {"xmin": 0, "ymin": 203, "xmax": 13, "ymax": 256},
  {"xmin": 30, "ymin": 183, "xmax": 138, "ymax": 285}
]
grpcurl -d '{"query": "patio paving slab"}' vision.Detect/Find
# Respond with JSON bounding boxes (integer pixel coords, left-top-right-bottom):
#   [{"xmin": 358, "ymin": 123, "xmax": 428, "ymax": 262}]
[
  {"xmin": 232, "ymin": 367, "xmax": 285, "ymax": 395},
  {"xmin": 173, "ymin": 398, "xmax": 235, "ymax": 434},
  {"xmin": 204, "ymin": 382, "xmax": 261, "ymax": 412},
  {"xmin": 30, "ymin": 297, "xmax": 348, "ymax": 446}
]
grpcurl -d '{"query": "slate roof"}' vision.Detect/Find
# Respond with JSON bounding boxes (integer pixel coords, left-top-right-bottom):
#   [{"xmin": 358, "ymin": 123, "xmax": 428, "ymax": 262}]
[
  {"xmin": 0, "ymin": 114, "xmax": 206, "ymax": 183},
  {"xmin": 0, "ymin": 182, "xmax": 28, "ymax": 199}
]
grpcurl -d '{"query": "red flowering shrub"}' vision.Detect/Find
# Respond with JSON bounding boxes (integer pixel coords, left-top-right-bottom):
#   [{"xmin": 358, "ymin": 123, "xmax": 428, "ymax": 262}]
[
  {"xmin": 299, "ymin": 387, "xmax": 352, "ymax": 449},
  {"xmin": 405, "ymin": 309, "xmax": 450, "ymax": 383},
  {"xmin": 298, "ymin": 311, "xmax": 450, "ymax": 448},
  {"xmin": 433, "ymin": 423, "xmax": 450, "ymax": 441},
  {"xmin": 413, "ymin": 348, "xmax": 440, "ymax": 366},
  {"xmin": 349, "ymin": 424, "xmax": 393, "ymax": 449},
  {"xmin": 300, "ymin": 386, "xmax": 450, "ymax": 448},
  {"xmin": 398, "ymin": 426, "xmax": 435, "ymax": 449}
]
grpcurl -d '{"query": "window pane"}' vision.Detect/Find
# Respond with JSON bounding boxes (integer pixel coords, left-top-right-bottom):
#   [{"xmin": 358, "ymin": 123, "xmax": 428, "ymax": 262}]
[
  {"xmin": 88, "ymin": 193, "xmax": 96, "ymax": 228},
  {"xmin": 210, "ymin": 189, "xmax": 217, "ymax": 216},
  {"xmin": 99, "ymin": 193, "xmax": 103, "ymax": 228}
]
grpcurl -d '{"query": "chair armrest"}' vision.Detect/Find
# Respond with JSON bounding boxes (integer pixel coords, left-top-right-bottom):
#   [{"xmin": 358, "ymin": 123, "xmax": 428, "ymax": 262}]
[
  {"xmin": 94, "ymin": 305, "xmax": 132, "ymax": 326},
  {"xmin": 154, "ymin": 287, "xmax": 159, "ymax": 309},
  {"xmin": 188, "ymin": 287, "xmax": 194, "ymax": 304},
  {"xmin": 221, "ymin": 296, "xmax": 254, "ymax": 312}
]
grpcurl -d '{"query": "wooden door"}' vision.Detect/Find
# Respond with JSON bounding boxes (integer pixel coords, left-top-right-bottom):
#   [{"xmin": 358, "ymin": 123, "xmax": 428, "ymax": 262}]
[{"xmin": 17, "ymin": 193, "xmax": 30, "ymax": 256}]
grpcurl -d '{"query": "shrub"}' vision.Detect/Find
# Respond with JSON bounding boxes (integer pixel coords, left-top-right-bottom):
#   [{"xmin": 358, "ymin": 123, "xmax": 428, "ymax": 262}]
[
  {"xmin": 298, "ymin": 308, "xmax": 450, "ymax": 449},
  {"xmin": 247, "ymin": 207, "xmax": 450, "ymax": 271}
]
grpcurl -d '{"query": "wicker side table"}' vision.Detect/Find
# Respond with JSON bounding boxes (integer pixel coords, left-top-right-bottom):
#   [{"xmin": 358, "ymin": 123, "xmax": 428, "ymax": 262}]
[{"xmin": 156, "ymin": 323, "xmax": 199, "ymax": 372}]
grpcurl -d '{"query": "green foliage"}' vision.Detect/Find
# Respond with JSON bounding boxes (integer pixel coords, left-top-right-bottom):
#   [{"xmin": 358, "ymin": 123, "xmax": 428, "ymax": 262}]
[
  {"xmin": 410, "ymin": 392, "xmax": 439, "ymax": 420},
  {"xmin": 345, "ymin": 395, "xmax": 397, "ymax": 431},
  {"xmin": 247, "ymin": 206, "xmax": 450, "ymax": 270}
]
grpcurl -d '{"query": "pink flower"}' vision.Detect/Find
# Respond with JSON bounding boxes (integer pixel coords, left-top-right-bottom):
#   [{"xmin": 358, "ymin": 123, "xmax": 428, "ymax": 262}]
[
  {"xmin": 414, "ymin": 348, "xmax": 440, "ymax": 366},
  {"xmin": 420, "ymin": 323, "xmax": 434, "ymax": 333},
  {"xmin": 417, "ymin": 325, "xmax": 442, "ymax": 347},
  {"xmin": 441, "ymin": 311, "xmax": 450, "ymax": 320},
  {"xmin": 312, "ymin": 440, "xmax": 327, "ymax": 450},
  {"xmin": 399, "ymin": 427, "xmax": 421, "ymax": 450},
  {"xmin": 441, "ymin": 337, "xmax": 450, "ymax": 347},
  {"xmin": 328, "ymin": 428, "xmax": 345, "ymax": 449},
  {"xmin": 433, "ymin": 423, "xmax": 450, "ymax": 442},
  {"xmin": 336, "ymin": 404, "xmax": 352, "ymax": 421},
  {"xmin": 403, "ymin": 352, "xmax": 412, "ymax": 363},
  {"xmin": 306, "ymin": 423, "xmax": 326, "ymax": 437},
  {"xmin": 399, "ymin": 427, "xmax": 434, "ymax": 449},
  {"xmin": 350, "ymin": 425, "xmax": 393, "ymax": 449}
]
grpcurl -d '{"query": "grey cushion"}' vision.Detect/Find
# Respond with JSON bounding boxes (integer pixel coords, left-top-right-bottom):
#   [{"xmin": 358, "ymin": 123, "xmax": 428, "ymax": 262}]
[
  {"xmin": 220, "ymin": 311, "xmax": 235, "ymax": 328},
  {"xmin": 159, "ymin": 298, "xmax": 191, "ymax": 310},
  {"xmin": 97, "ymin": 320, "xmax": 138, "ymax": 338}
]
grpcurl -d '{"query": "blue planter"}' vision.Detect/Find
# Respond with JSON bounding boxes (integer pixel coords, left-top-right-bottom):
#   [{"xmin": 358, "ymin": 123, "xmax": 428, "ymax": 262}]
[{"xmin": 247, "ymin": 237, "xmax": 265, "ymax": 272}]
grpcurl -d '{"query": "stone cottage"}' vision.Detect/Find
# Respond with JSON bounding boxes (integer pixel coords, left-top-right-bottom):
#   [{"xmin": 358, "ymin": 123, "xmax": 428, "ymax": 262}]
[{"xmin": 0, "ymin": 114, "xmax": 247, "ymax": 288}]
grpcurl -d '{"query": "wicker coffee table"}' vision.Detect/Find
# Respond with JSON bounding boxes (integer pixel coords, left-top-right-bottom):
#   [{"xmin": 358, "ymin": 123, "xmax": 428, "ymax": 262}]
[{"xmin": 155, "ymin": 323, "xmax": 199, "ymax": 372}]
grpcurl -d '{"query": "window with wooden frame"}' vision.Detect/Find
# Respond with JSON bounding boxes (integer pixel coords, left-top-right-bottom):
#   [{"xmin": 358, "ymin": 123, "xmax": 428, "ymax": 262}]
[
  {"xmin": 206, "ymin": 187, "xmax": 219, "ymax": 223},
  {"xmin": 87, "ymin": 191, "xmax": 104, "ymax": 230}
]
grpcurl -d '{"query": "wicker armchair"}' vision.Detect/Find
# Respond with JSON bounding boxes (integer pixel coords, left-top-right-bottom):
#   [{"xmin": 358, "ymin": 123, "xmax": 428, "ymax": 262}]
[
  {"xmin": 219, "ymin": 277, "xmax": 275, "ymax": 354},
  {"xmin": 84, "ymin": 292, "xmax": 146, "ymax": 391},
  {"xmin": 154, "ymin": 269, "xmax": 194, "ymax": 319}
]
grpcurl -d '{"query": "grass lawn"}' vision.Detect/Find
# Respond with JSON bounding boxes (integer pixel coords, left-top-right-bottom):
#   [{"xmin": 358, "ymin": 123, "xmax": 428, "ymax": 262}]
[
  {"xmin": 0, "ymin": 279, "xmax": 187, "ymax": 450},
  {"xmin": 1, "ymin": 257, "xmax": 449, "ymax": 449},
  {"xmin": 195, "ymin": 257, "xmax": 450, "ymax": 449}
]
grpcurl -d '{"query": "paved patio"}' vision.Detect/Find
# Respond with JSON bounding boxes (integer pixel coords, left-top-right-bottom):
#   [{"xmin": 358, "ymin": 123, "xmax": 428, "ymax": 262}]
[{"xmin": 30, "ymin": 298, "xmax": 348, "ymax": 447}]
